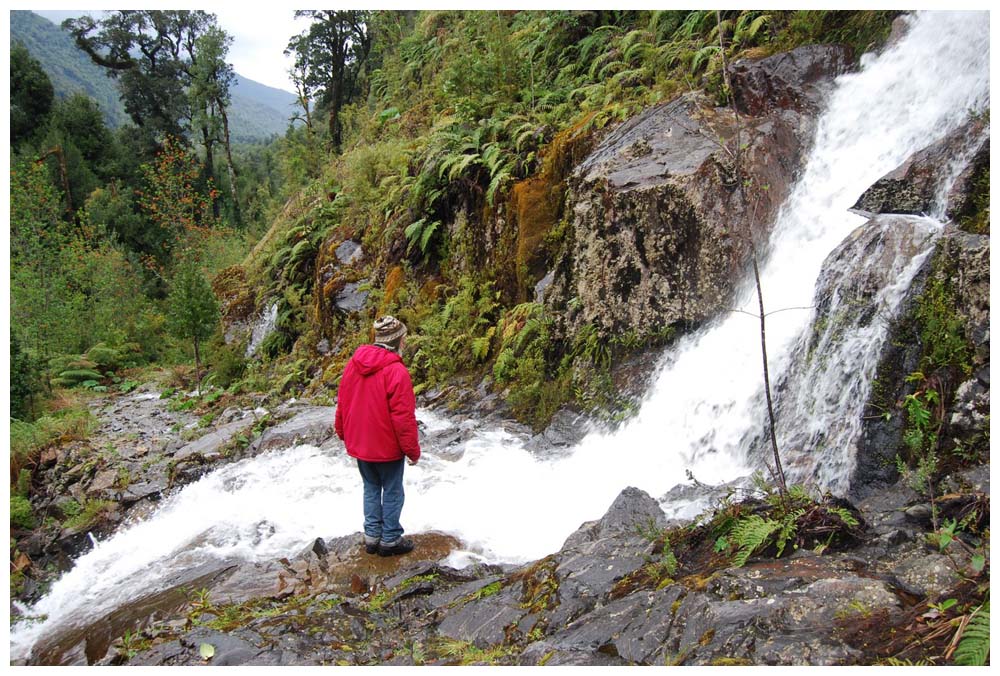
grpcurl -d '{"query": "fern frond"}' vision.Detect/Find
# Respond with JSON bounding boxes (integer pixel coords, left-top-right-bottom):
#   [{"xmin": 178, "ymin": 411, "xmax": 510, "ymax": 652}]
[
  {"xmin": 731, "ymin": 514, "xmax": 780, "ymax": 567},
  {"xmin": 954, "ymin": 601, "xmax": 989, "ymax": 666},
  {"xmin": 774, "ymin": 508, "xmax": 804, "ymax": 557},
  {"xmin": 691, "ymin": 45, "xmax": 720, "ymax": 73}
]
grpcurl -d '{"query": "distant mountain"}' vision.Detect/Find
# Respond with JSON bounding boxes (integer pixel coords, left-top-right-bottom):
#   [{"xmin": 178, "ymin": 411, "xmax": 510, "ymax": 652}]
[
  {"xmin": 9, "ymin": 10, "xmax": 298, "ymax": 143},
  {"xmin": 10, "ymin": 10, "xmax": 128, "ymax": 128},
  {"xmin": 229, "ymin": 75, "xmax": 299, "ymax": 143}
]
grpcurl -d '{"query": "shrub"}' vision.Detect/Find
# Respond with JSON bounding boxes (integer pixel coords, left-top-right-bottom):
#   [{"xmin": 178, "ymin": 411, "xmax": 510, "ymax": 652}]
[{"xmin": 10, "ymin": 495, "xmax": 35, "ymax": 530}]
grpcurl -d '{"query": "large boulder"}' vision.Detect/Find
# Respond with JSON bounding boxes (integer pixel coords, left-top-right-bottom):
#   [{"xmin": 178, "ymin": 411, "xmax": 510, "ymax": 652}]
[{"xmin": 546, "ymin": 44, "xmax": 852, "ymax": 341}]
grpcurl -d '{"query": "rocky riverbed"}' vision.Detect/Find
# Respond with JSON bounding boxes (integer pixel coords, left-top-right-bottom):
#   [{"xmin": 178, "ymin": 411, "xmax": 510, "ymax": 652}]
[{"xmin": 10, "ymin": 379, "xmax": 990, "ymax": 666}]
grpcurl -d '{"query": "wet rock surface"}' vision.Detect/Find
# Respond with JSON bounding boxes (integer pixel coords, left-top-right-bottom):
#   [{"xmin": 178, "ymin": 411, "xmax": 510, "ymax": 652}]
[
  {"xmin": 52, "ymin": 472, "xmax": 983, "ymax": 667},
  {"xmin": 852, "ymin": 117, "xmax": 989, "ymax": 218}
]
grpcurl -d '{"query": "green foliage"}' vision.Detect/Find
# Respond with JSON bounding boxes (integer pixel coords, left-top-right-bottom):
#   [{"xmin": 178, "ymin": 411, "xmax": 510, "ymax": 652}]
[
  {"xmin": 10, "ymin": 334, "xmax": 43, "ymax": 421},
  {"xmin": 62, "ymin": 499, "xmax": 115, "ymax": 531},
  {"xmin": 10, "ymin": 495, "xmax": 36, "ymax": 530},
  {"xmin": 10, "ymin": 408, "xmax": 95, "ymax": 481},
  {"xmin": 409, "ymin": 278, "xmax": 501, "ymax": 388},
  {"xmin": 167, "ymin": 264, "xmax": 221, "ymax": 356},
  {"xmin": 954, "ymin": 601, "xmax": 990, "ymax": 666},
  {"xmin": 915, "ymin": 276, "xmax": 971, "ymax": 375},
  {"xmin": 10, "ymin": 41, "xmax": 55, "ymax": 148}
]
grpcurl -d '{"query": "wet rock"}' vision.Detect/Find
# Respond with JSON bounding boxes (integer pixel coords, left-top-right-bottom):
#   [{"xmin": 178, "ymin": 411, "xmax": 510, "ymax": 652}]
[
  {"xmin": 852, "ymin": 118, "xmax": 989, "ymax": 217},
  {"xmin": 853, "ymin": 226, "xmax": 990, "ymax": 498},
  {"xmin": 248, "ymin": 406, "xmax": 335, "ymax": 454},
  {"xmin": 523, "ymin": 408, "xmax": 590, "ymax": 459},
  {"xmin": 335, "ymin": 281, "xmax": 369, "ymax": 313},
  {"xmin": 120, "ymin": 474, "xmax": 170, "ymax": 505},
  {"xmin": 729, "ymin": 44, "xmax": 853, "ymax": 117},
  {"xmin": 172, "ymin": 417, "xmax": 257, "ymax": 462}
]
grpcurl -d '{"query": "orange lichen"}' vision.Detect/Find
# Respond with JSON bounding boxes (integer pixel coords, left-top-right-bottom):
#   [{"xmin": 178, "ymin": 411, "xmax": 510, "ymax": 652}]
[
  {"xmin": 379, "ymin": 265, "xmax": 406, "ymax": 317},
  {"xmin": 508, "ymin": 112, "xmax": 597, "ymax": 298}
]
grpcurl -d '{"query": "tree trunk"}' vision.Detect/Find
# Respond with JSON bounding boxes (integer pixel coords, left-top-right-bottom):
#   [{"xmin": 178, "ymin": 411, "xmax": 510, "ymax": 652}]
[
  {"xmin": 218, "ymin": 100, "xmax": 242, "ymax": 226},
  {"xmin": 201, "ymin": 121, "xmax": 219, "ymax": 219},
  {"xmin": 193, "ymin": 335, "xmax": 202, "ymax": 397}
]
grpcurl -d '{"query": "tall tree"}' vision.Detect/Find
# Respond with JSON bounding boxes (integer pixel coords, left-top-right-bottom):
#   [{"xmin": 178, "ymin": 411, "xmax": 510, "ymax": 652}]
[
  {"xmin": 189, "ymin": 25, "xmax": 241, "ymax": 225},
  {"xmin": 63, "ymin": 10, "xmax": 214, "ymax": 147},
  {"xmin": 285, "ymin": 10, "xmax": 373, "ymax": 151}
]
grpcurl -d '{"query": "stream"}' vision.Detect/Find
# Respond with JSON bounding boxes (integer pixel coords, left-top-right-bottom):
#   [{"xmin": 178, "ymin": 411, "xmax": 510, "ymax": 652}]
[{"xmin": 9, "ymin": 10, "xmax": 989, "ymax": 663}]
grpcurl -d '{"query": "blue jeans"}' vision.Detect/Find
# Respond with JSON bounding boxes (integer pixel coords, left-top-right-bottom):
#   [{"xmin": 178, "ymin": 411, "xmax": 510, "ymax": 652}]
[{"xmin": 356, "ymin": 459, "xmax": 405, "ymax": 544}]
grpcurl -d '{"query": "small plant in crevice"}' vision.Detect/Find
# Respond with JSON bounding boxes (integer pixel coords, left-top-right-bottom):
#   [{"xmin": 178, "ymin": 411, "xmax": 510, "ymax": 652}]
[{"xmin": 711, "ymin": 479, "xmax": 865, "ymax": 567}]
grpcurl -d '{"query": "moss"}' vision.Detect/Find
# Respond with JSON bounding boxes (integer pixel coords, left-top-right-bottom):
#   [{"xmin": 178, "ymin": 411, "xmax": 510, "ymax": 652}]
[
  {"xmin": 379, "ymin": 265, "xmax": 406, "ymax": 316},
  {"xmin": 958, "ymin": 165, "xmax": 989, "ymax": 235},
  {"xmin": 10, "ymin": 495, "xmax": 35, "ymax": 529},
  {"xmin": 711, "ymin": 657, "xmax": 753, "ymax": 666},
  {"xmin": 698, "ymin": 628, "xmax": 716, "ymax": 646},
  {"xmin": 63, "ymin": 499, "xmax": 115, "ymax": 531}
]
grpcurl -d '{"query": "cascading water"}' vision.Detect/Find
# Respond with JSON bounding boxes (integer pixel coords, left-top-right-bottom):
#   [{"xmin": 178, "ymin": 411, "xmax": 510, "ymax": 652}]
[{"xmin": 10, "ymin": 10, "xmax": 989, "ymax": 663}]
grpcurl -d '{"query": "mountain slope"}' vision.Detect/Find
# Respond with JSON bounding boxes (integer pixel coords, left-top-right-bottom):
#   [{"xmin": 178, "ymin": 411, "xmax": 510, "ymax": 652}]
[{"xmin": 9, "ymin": 10, "xmax": 297, "ymax": 142}]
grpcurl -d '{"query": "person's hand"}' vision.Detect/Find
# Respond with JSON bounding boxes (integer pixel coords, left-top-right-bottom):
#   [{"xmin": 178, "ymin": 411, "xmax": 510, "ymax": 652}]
[{"xmin": 408, "ymin": 458, "xmax": 418, "ymax": 466}]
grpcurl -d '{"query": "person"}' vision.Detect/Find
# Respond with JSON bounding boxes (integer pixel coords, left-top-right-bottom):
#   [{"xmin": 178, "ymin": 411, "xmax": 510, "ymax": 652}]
[{"xmin": 335, "ymin": 316, "xmax": 421, "ymax": 557}]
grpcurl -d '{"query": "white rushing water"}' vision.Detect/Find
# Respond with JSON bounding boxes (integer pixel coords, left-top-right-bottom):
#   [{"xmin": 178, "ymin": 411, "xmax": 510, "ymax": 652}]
[{"xmin": 10, "ymin": 10, "xmax": 989, "ymax": 661}]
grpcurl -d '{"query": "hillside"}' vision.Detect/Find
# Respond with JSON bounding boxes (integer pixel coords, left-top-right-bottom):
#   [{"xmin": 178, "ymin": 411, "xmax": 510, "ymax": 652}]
[{"xmin": 9, "ymin": 10, "xmax": 297, "ymax": 142}]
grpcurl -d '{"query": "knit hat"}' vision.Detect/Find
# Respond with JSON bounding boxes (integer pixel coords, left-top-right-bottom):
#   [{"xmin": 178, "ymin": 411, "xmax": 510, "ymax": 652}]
[{"xmin": 373, "ymin": 315, "xmax": 407, "ymax": 350}]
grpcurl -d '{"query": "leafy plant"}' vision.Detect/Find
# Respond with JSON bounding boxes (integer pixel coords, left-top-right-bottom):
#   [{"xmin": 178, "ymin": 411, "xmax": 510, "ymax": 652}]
[{"xmin": 953, "ymin": 601, "xmax": 989, "ymax": 666}]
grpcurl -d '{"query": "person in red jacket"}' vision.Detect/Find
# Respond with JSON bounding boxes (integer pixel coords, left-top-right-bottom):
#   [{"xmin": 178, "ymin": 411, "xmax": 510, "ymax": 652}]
[{"xmin": 335, "ymin": 316, "xmax": 421, "ymax": 556}]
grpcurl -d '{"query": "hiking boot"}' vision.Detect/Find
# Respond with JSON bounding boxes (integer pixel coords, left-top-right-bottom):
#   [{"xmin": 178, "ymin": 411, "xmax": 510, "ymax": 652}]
[
  {"xmin": 377, "ymin": 537, "xmax": 414, "ymax": 557},
  {"xmin": 363, "ymin": 535, "xmax": 379, "ymax": 555}
]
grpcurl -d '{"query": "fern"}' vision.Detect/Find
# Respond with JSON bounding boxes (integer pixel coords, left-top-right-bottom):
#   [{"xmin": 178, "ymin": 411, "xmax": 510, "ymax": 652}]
[
  {"xmin": 691, "ymin": 45, "xmax": 720, "ymax": 73},
  {"xmin": 774, "ymin": 508, "xmax": 804, "ymax": 557},
  {"xmin": 730, "ymin": 514, "xmax": 780, "ymax": 567},
  {"xmin": 954, "ymin": 601, "xmax": 989, "ymax": 666}
]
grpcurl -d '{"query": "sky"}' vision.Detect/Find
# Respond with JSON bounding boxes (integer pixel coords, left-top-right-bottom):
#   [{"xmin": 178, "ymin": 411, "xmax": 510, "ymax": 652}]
[{"xmin": 25, "ymin": 6, "xmax": 309, "ymax": 94}]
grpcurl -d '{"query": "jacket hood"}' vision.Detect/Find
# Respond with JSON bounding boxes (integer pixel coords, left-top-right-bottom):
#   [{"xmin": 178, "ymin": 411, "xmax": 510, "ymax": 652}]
[{"xmin": 350, "ymin": 343, "xmax": 403, "ymax": 376}]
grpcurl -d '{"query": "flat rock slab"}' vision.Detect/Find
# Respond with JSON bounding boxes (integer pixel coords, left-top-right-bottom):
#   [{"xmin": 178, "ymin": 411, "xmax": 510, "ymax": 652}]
[
  {"xmin": 250, "ymin": 406, "xmax": 336, "ymax": 454},
  {"xmin": 173, "ymin": 417, "xmax": 256, "ymax": 461}
]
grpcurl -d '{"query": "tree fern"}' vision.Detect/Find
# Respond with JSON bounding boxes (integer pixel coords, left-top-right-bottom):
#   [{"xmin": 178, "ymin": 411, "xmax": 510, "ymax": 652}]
[{"xmin": 954, "ymin": 601, "xmax": 989, "ymax": 666}]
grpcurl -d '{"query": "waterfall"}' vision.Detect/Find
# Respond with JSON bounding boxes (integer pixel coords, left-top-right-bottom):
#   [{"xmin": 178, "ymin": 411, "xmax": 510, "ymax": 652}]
[{"xmin": 9, "ymin": 10, "xmax": 989, "ymax": 663}]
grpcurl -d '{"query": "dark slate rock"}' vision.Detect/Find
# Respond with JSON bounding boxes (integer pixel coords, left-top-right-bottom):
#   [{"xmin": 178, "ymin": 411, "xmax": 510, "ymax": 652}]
[
  {"xmin": 172, "ymin": 417, "xmax": 256, "ymax": 461},
  {"xmin": 523, "ymin": 408, "xmax": 590, "ymax": 460},
  {"xmin": 535, "ymin": 586, "xmax": 685, "ymax": 665},
  {"xmin": 852, "ymin": 118, "xmax": 988, "ymax": 217},
  {"xmin": 435, "ymin": 585, "xmax": 527, "ymax": 648},
  {"xmin": 729, "ymin": 44, "xmax": 853, "ymax": 117}
]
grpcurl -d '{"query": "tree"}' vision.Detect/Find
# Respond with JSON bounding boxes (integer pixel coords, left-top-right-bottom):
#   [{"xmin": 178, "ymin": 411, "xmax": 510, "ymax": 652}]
[
  {"xmin": 10, "ymin": 42, "xmax": 54, "ymax": 148},
  {"xmin": 136, "ymin": 135, "xmax": 218, "ymax": 274},
  {"xmin": 167, "ymin": 263, "xmax": 220, "ymax": 394},
  {"xmin": 189, "ymin": 25, "xmax": 241, "ymax": 225},
  {"xmin": 285, "ymin": 10, "xmax": 373, "ymax": 151},
  {"xmin": 64, "ymin": 10, "xmax": 214, "ymax": 147}
]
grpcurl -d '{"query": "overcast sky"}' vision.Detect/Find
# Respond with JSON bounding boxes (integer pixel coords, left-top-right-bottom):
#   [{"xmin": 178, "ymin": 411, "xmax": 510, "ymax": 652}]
[{"xmin": 26, "ymin": 7, "xmax": 308, "ymax": 94}]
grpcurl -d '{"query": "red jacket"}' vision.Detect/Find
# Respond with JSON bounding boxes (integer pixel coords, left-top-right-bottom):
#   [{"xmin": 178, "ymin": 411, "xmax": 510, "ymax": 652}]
[{"xmin": 335, "ymin": 344, "xmax": 421, "ymax": 463}]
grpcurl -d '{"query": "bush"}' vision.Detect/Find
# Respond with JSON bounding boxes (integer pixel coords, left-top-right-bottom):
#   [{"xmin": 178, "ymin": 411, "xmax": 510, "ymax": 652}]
[{"xmin": 10, "ymin": 495, "xmax": 35, "ymax": 530}]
